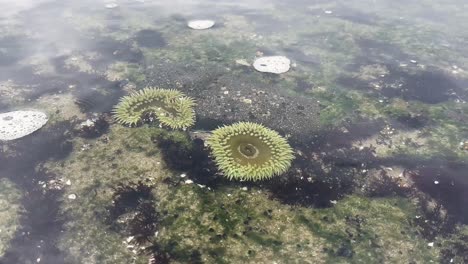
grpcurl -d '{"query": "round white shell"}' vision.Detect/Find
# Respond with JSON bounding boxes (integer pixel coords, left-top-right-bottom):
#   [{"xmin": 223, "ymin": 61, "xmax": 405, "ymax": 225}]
[
  {"xmin": 188, "ymin": 20, "xmax": 215, "ymax": 30},
  {"xmin": 253, "ymin": 56, "xmax": 291, "ymax": 74},
  {"xmin": 0, "ymin": 111, "xmax": 48, "ymax": 141}
]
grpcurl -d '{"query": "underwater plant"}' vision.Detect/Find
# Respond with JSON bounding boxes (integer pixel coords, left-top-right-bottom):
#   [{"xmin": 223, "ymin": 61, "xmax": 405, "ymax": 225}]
[
  {"xmin": 113, "ymin": 88, "xmax": 195, "ymax": 129},
  {"xmin": 207, "ymin": 122, "xmax": 294, "ymax": 181}
]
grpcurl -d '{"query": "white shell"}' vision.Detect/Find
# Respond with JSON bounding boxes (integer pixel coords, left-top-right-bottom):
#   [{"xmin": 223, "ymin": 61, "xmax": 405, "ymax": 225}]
[
  {"xmin": 0, "ymin": 111, "xmax": 48, "ymax": 141},
  {"xmin": 188, "ymin": 20, "xmax": 215, "ymax": 30},
  {"xmin": 253, "ymin": 56, "xmax": 291, "ymax": 74}
]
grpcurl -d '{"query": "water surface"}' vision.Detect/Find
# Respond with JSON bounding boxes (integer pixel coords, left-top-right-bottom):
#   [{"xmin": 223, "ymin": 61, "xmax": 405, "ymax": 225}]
[{"xmin": 0, "ymin": 0, "xmax": 467, "ymax": 263}]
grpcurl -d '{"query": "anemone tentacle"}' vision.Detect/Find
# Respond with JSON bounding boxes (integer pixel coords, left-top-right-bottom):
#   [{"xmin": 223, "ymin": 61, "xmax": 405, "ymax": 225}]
[
  {"xmin": 207, "ymin": 122, "xmax": 294, "ymax": 181},
  {"xmin": 112, "ymin": 87, "xmax": 195, "ymax": 129}
]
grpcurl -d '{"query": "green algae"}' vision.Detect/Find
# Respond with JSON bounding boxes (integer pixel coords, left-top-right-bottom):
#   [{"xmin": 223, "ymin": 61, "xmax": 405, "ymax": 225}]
[
  {"xmin": 153, "ymin": 184, "xmax": 328, "ymax": 263},
  {"xmin": 303, "ymin": 88, "xmax": 380, "ymax": 128},
  {"xmin": 142, "ymin": 36, "xmax": 257, "ymax": 70},
  {"xmin": 44, "ymin": 126, "xmax": 176, "ymax": 263},
  {"xmin": 378, "ymin": 99, "xmax": 468, "ymax": 161},
  {"xmin": 0, "ymin": 178, "xmax": 24, "ymax": 257},
  {"xmin": 151, "ymin": 180, "xmax": 439, "ymax": 263},
  {"xmin": 314, "ymin": 196, "xmax": 438, "ymax": 263},
  {"xmin": 314, "ymin": 90, "xmax": 362, "ymax": 127},
  {"xmin": 439, "ymin": 225, "xmax": 468, "ymax": 264}
]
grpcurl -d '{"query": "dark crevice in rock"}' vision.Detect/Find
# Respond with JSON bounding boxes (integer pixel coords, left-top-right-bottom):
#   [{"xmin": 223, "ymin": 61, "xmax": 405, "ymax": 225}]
[{"xmin": 0, "ymin": 122, "xmax": 73, "ymax": 264}]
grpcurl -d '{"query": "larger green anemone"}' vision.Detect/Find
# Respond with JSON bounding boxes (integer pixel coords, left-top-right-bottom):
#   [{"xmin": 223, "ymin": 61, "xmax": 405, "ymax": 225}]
[
  {"xmin": 113, "ymin": 88, "xmax": 195, "ymax": 130},
  {"xmin": 207, "ymin": 122, "xmax": 294, "ymax": 181}
]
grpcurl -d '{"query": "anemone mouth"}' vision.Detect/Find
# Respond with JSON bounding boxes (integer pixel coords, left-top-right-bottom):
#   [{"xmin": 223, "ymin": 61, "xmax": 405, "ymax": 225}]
[
  {"xmin": 207, "ymin": 122, "xmax": 294, "ymax": 181},
  {"xmin": 227, "ymin": 135, "xmax": 271, "ymax": 166},
  {"xmin": 238, "ymin": 143, "xmax": 258, "ymax": 159},
  {"xmin": 112, "ymin": 88, "xmax": 195, "ymax": 129}
]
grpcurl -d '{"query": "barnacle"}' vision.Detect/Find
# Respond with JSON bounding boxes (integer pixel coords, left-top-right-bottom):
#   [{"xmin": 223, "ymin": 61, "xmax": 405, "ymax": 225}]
[
  {"xmin": 206, "ymin": 122, "xmax": 294, "ymax": 181},
  {"xmin": 113, "ymin": 88, "xmax": 195, "ymax": 130}
]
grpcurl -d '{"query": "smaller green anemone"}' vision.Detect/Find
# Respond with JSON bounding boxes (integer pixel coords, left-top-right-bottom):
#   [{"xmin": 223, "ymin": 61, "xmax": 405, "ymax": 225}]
[
  {"xmin": 113, "ymin": 88, "xmax": 195, "ymax": 130},
  {"xmin": 207, "ymin": 122, "xmax": 294, "ymax": 181}
]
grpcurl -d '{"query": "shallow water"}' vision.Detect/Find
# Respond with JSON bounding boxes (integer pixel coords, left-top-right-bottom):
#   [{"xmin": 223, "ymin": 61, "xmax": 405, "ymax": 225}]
[{"xmin": 0, "ymin": 0, "xmax": 467, "ymax": 263}]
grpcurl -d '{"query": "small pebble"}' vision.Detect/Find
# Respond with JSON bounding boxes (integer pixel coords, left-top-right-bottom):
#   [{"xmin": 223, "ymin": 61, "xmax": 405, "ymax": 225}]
[
  {"xmin": 241, "ymin": 187, "xmax": 248, "ymax": 191},
  {"xmin": 324, "ymin": 10, "xmax": 333, "ymax": 14},
  {"xmin": 410, "ymin": 59, "xmax": 418, "ymax": 64},
  {"xmin": 434, "ymin": 181, "xmax": 439, "ymax": 185},
  {"xmin": 184, "ymin": 179, "xmax": 193, "ymax": 184},
  {"xmin": 67, "ymin": 194, "xmax": 77, "ymax": 200},
  {"xmin": 180, "ymin": 173, "xmax": 186, "ymax": 178},
  {"xmin": 65, "ymin": 180, "xmax": 72, "ymax": 186},
  {"xmin": 428, "ymin": 242, "xmax": 434, "ymax": 247}
]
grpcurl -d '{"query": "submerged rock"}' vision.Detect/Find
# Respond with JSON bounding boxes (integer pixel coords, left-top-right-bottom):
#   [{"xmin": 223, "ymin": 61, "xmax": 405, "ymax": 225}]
[
  {"xmin": 73, "ymin": 114, "xmax": 110, "ymax": 138},
  {"xmin": 0, "ymin": 110, "xmax": 48, "ymax": 141},
  {"xmin": 140, "ymin": 61, "xmax": 320, "ymax": 142},
  {"xmin": 135, "ymin": 30, "xmax": 166, "ymax": 48},
  {"xmin": 0, "ymin": 179, "xmax": 23, "ymax": 257}
]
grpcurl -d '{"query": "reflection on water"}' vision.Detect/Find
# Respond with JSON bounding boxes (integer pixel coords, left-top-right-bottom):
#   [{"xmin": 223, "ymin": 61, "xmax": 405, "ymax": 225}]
[{"xmin": 0, "ymin": 0, "xmax": 467, "ymax": 263}]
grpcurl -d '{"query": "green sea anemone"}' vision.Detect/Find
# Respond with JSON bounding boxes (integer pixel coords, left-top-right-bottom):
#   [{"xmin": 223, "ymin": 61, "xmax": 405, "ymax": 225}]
[
  {"xmin": 207, "ymin": 122, "xmax": 294, "ymax": 181},
  {"xmin": 113, "ymin": 88, "xmax": 195, "ymax": 130}
]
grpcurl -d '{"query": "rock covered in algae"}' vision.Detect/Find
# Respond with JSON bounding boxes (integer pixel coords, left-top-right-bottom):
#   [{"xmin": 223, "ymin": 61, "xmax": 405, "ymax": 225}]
[
  {"xmin": 0, "ymin": 179, "xmax": 24, "ymax": 257},
  {"xmin": 113, "ymin": 88, "xmax": 196, "ymax": 130},
  {"xmin": 187, "ymin": 20, "xmax": 215, "ymax": 30},
  {"xmin": 207, "ymin": 122, "xmax": 294, "ymax": 181},
  {"xmin": 253, "ymin": 56, "xmax": 291, "ymax": 74},
  {"xmin": 0, "ymin": 110, "xmax": 48, "ymax": 141}
]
